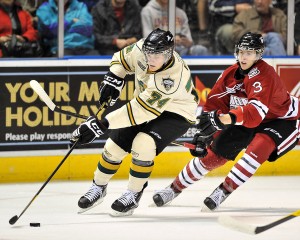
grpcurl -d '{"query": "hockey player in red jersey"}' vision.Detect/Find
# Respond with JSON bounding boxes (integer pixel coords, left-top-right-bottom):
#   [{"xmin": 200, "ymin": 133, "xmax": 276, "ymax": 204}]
[{"xmin": 153, "ymin": 32, "xmax": 300, "ymax": 210}]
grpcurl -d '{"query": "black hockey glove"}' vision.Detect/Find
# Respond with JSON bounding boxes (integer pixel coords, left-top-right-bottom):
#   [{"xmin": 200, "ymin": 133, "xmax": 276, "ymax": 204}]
[
  {"xmin": 197, "ymin": 110, "xmax": 226, "ymax": 136},
  {"xmin": 99, "ymin": 71, "xmax": 125, "ymax": 107},
  {"xmin": 189, "ymin": 130, "xmax": 212, "ymax": 158},
  {"xmin": 71, "ymin": 116, "xmax": 108, "ymax": 145}
]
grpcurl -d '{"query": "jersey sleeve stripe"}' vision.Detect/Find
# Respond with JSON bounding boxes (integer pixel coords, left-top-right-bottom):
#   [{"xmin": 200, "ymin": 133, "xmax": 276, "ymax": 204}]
[
  {"xmin": 249, "ymin": 99, "xmax": 268, "ymax": 119},
  {"xmin": 126, "ymin": 102, "xmax": 137, "ymax": 126},
  {"xmin": 120, "ymin": 49, "xmax": 131, "ymax": 71},
  {"xmin": 279, "ymin": 96, "xmax": 299, "ymax": 119},
  {"xmin": 110, "ymin": 60, "xmax": 121, "ymax": 66},
  {"xmin": 136, "ymin": 96, "xmax": 161, "ymax": 116}
]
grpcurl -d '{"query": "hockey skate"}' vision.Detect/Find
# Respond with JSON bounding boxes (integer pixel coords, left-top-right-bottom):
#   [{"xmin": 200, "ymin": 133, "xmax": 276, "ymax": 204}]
[
  {"xmin": 110, "ymin": 182, "xmax": 148, "ymax": 217},
  {"xmin": 152, "ymin": 185, "xmax": 181, "ymax": 207},
  {"xmin": 78, "ymin": 180, "xmax": 107, "ymax": 213},
  {"xmin": 203, "ymin": 183, "xmax": 231, "ymax": 211}
]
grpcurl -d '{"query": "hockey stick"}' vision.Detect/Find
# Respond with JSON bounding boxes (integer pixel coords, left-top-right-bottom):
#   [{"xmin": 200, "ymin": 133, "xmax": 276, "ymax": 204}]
[
  {"xmin": 218, "ymin": 209, "xmax": 300, "ymax": 234},
  {"xmin": 30, "ymin": 80, "xmax": 88, "ymax": 119},
  {"xmin": 9, "ymin": 140, "xmax": 79, "ymax": 225},
  {"xmin": 9, "ymin": 82, "xmax": 108, "ymax": 225},
  {"xmin": 170, "ymin": 141, "xmax": 195, "ymax": 150}
]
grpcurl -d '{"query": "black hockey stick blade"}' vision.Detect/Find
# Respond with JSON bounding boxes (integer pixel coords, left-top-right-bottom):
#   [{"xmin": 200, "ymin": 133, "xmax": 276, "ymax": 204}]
[
  {"xmin": 8, "ymin": 140, "xmax": 79, "ymax": 225},
  {"xmin": 9, "ymin": 215, "xmax": 18, "ymax": 225},
  {"xmin": 218, "ymin": 209, "xmax": 300, "ymax": 234}
]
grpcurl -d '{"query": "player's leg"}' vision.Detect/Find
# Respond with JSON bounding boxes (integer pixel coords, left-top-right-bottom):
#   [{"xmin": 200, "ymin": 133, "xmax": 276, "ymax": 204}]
[
  {"xmin": 204, "ymin": 133, "xmax": 275, "ymax": 210},
  {"xmin": 111, "ymin": 132, "xmax": 155, "ymax": 216},
  {"xmin": 78, "ymin": 138, "xmax": 128, "ymax": 213},
  {"xmin": 153, "ymin": 147, "xmax": 227, "ymax": 207},
  {"xmin": 78, "ymin": 126, "xmax": 142, "ymax": 213},
  {"xmin": 111, "ymin": 111, "xmax": 191, "ymax": 216},
  {"xmin": 153, "ymin": 126, "xmax": 253, "ymax": 207},
  {"xmin": 205, "ymin": 119, "xmax": 299, "ymax": 210}
]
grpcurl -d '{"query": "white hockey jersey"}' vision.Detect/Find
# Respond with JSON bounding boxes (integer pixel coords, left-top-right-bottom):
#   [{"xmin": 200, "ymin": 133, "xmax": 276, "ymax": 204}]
[{"xmin": 105, "ymin": 39, "xmax": 198, "ymax": 129}]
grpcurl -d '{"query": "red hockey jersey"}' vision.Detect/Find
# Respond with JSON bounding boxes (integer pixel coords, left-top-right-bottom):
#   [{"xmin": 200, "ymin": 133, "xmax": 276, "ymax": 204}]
[{"xmin": 204, "ymin": 60, "xmax": 299, "ymax": 128}]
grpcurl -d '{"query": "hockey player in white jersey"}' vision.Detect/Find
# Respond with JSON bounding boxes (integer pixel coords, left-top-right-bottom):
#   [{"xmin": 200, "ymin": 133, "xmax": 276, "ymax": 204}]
[{"xmin": 71, "ymin": 28, "xmax": 199, "ymax": 216}]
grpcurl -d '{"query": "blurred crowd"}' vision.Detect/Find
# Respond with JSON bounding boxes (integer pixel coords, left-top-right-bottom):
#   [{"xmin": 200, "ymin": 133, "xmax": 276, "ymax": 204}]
[{"xmin": 0, "ymin": 0, "xmax": 299, "ymax": 57}]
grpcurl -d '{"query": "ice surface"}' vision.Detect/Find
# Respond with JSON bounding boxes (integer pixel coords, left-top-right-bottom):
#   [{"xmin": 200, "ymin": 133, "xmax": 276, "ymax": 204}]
[{"xmin": 1, "ymin": 176, "xmax": 299, "ymax": 240}]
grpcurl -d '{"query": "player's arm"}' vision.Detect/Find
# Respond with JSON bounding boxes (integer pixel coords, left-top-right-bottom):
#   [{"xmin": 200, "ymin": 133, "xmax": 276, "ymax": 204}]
[
  {"xmin": 225, "ymin": 72, "xmax": 272, "ymax": 128},
  {"xmin": 99, "ymin": 42, "xmax": 140, "ymax": 106},
  {"xmin": 105, "ymin": 88, "xmax": 173, "ymax": 129},
  {"xmin": 109, "ymin": 41, "xmax": 139, "ymax": 77},
  {"xmin": 200, "ymin": 76, "xmax": 271, "ymax": 135}
]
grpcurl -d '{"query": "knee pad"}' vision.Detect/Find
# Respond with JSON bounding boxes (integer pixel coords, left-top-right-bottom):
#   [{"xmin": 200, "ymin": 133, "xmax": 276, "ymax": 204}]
[
  {"xmin": 131, "ymin": 132, "xmax": 156, "ymax": 161},
  {"xmin": 103, "ymin": 138, "xmax": 128, "ymax": 162}
]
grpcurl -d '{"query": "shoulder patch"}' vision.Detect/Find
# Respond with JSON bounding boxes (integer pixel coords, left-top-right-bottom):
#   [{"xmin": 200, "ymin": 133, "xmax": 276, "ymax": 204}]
[
  {"xmin": 248, "ymin": 67, "xmax": 260, "ymax": 79},
  {"xmin": 125, "ymin": 44, "xmax": 135, "ymax": 54},
  {"xmin": 161, "ymin": 77, "xmax": 175, "ymax": 91}
]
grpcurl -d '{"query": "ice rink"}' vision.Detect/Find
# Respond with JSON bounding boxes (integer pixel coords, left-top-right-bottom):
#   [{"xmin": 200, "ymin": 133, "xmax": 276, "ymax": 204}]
[{"xmin": 1, "ymin": 176, "xmax": 300, "ymax": 240}]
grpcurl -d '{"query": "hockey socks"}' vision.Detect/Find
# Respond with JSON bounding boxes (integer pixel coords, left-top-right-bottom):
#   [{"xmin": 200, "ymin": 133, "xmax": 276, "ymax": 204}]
[
  {"xmin": 171, "ymin": 148, "xmax": 227, "ymax": 192},
  {"xmin": 223, "ymin": 133, "xmax": 276, "ymax": 192}
]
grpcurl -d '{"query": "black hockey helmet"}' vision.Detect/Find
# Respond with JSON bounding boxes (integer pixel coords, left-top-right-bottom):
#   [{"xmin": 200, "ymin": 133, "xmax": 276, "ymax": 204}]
[
  {"xmin": 142, "ymin": 28, "xmax": 174, "ymax": 61},
  {"xmin": 235, "ymin": 32, "xmax": 265, "ymax": 58}
]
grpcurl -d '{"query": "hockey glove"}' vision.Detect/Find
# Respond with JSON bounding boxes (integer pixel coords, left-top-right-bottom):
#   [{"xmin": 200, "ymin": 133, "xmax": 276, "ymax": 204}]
[
  {"xmin": 197, "ymin": 110, "xmax": 226, "ymax": 136},
  {"xmin": 71, "ymin": 116, "xmax": 108, "ymax": 145},
  {"xmin": 99, "ymin": 71, "xmax": 125, "ymax": 107},
  {"xmin": 189, "ymin": 130, "xmax": 212, "ymax": 158}
]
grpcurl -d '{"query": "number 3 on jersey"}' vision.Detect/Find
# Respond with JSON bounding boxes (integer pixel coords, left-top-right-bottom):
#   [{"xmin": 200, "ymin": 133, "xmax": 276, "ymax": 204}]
[
  {"xmin": 147, "ymin": 91, "xmax": 170, "ymax": 108},
  {"xmin": 253, "ymin": 81, "xmax": 262, "ymax": 93}
]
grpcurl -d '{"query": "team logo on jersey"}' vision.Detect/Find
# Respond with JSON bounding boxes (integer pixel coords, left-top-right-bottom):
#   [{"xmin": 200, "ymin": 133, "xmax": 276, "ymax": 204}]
[
  {"xmin": 230, "ymin": 95, "xmax": 248, "ymax": 108},
  {"xmin": 161, "ymin": 77, "xmax": 174, "ymax": 91},
  {"xmin": 248, "ymin": 67, "xmax": 260, "ymax": 79},
  {"xmin": 138, "ymin": 61, "xmax": 146, "ymax": 71}
]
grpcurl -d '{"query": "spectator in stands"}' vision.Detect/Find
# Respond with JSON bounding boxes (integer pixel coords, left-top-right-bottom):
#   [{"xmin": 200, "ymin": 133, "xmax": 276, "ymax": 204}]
[
  {"xmin": 197, "ymin": 0, "xmax": 252, "ymax": 54},
  {"xmin": 232, "ymin": 0, "xmax": 287, "ymax": 56},
  {"xmin": 138, "ymin": 0, "xmax": 149, "ymax": 7},
  {"xmin": 78, "ymin": 0, "xmax": 98, "ymax": 12},
  {"xmin": 18, "ymin": 0, "xmax": 46, "ymax": 28},
  {"xmin": 176, "ymin": 0, "xmax": 200, "ymax": 43},
  {"xmin": 36, "ymin": 0, "xmax": 98, "ymax": 56},
  {"xmin": 0, "ymin": 0, "xmax": 40, "ymax": 57},
  {"xmin": 92, "ymin": 0, "xmax": 142, "ymax": 55},
  {"xmin": 141, "ymin": 0, "xmax": 208, "ymax": 56}
]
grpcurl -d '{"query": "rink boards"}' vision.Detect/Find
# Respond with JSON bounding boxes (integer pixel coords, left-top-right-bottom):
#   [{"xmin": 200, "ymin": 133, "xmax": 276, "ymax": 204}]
[
  {"xmin": 0, "ymin": 146, "xmax": 299, "ymax": 183},
  {"xmin": 1, "ymin": 57, "xmax": 299, "ymax": 183}
]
